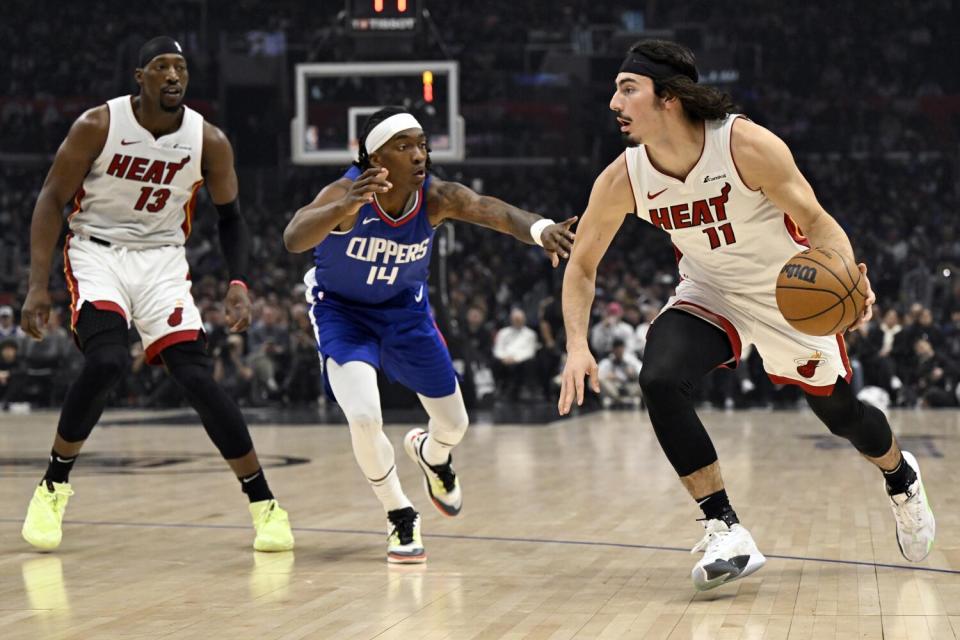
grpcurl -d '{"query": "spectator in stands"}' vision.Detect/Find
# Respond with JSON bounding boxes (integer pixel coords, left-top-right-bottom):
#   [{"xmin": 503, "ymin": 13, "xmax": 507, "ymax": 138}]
[
  {"xmin": 589, "ymin": 301, "xmax": 635, "ymax": 358},
  {"xmin": 492, "ymin": 307, "xmax": 538, "ymax": 400},
  {"xmin": 634, "ymin": 305, "xmax": 659, "ymax": 359},
  {"xmin": 911, "ymin": 338, "xmax": 959, "ymax": 407},
  {"xmin": 597, "ymin": 338, "xmax": 643, "ymax": 408},
  {"xmin": 1, "ymin": 337, "xmax": 24, "ymax": 409},
  {"xmin": 214, "ymin": 334, "xmax": 255, "ymax": 406},
  {"xmin": 461, "ymin": 305, "xmax": 496, "ymax": 406},
  {"xmin": 862, "ymin": 307, "xmax": 904, "ymax": 400},
  {"xmin": 246, "ymin": 305, "xmax": 289, "ymax": 403},
  {"xmin": 537, "ymin": 283, "xmax": 565, "ymax": 398},
  {"xmin": 17, "ymin": 306, "xmax": 72, "ymax": 407},
  {"xmin": 0, "ymin": 305, "xmax": 24, "ymax": 344},
  {"xmin": 282, "ymin": 302, "xmax": 322, "ymax": 405}
]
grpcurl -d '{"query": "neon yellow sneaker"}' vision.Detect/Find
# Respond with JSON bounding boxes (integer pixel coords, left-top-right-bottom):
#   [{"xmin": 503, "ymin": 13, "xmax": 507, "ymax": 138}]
[
  {"xmin": 22, "ymin": 480, "xmax": 74, "ymax": 550},
  {"xmin": 387, "ymin": 507, "xmax": 426, "ymax": 564},
  {"xmin": 249, "ymin": 499, "xmax": 294, "ymax": 552}
]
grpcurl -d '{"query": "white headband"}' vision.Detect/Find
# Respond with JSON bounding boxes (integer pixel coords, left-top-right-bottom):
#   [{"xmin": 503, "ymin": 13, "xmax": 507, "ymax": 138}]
[{"xmin": 363, "ymin": 113, "xmax": 423, "ymax": 155}]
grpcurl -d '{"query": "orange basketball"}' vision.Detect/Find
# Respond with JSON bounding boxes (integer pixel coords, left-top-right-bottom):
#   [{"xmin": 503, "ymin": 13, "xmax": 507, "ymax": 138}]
[{"xmin": 775, "ymin": 248, "xmax": 867, "ymax": 336}]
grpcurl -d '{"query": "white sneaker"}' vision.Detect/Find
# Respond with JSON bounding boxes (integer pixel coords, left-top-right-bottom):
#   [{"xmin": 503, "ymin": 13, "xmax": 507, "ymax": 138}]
[
  {"xmin": 889, "ymin": 451, "xmax": 935, "ymax": 562},
  {"xmin": 386, "ymin": 507, "xmax": 426, "ymax": 564},
  {"xmin": 403, "ymin": 428, "xmax": 462, "ymax": 517},
  {"xmin": 690, "ymin": 519, "xmax": 766, "ymax": 591}
]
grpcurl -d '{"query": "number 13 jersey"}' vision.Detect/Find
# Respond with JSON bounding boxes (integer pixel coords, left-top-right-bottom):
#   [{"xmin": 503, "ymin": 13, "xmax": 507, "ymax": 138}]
[
  {"xmin": 624, "ymin": 114, "xmax": 808, "ymax": 297},
  {"xmin": 69, "ymin": 95, "xmax": 204, "ymax": 249}
]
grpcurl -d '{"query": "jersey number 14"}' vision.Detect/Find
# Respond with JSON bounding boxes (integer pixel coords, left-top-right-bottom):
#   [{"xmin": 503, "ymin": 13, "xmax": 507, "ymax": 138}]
[{"xmin": 366, "ymin": 265, "xmax": 398, "ymax": 285}]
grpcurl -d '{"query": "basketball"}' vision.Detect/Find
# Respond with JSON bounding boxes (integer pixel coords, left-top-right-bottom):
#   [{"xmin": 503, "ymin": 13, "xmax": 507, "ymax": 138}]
[{"xmin": 775, "ymin": 248, "xmax": 867, "ymax": 336}]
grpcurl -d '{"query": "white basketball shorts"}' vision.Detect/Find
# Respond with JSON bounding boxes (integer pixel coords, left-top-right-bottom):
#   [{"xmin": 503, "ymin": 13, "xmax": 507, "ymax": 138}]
[
  {"xmin": 63, "ymin": 234, "xmax": 203, "ymax": 364},
  {"xmin": 661, "ymin": 278, "xmax": 851, "ymax": 395}
]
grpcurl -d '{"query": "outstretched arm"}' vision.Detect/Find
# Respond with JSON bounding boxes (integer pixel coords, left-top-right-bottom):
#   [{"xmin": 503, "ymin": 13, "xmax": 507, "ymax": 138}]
[
  {"xmin": 22, "ymin": 107, "xmax": 107, "ymax": 340},
  {"xmin": 283, "ymin": 168, "xmax": 393, "ymax": 253},
  {"xmin": 731, "ymin": 117, "xmax": 874, "ymax": 329},
  {"xmin": 202, "ymin": 122, "xmax": 251, "ymax": 332},
  {"xmin": 428, "ymin": 178, "xmax": 577, "ymax": 267},
  {"xmin": 558, "ymin": 153, "xmax": 634, "ymax": 414}
]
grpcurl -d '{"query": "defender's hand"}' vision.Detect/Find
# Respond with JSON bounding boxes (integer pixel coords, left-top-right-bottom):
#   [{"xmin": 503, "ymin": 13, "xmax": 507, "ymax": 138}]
[
  {"xmin": 558, "ymin": 347, "xmax": 599, "ymax": 415},
  {"xmin": 541, "ymin": 216, "xmax": 578, "ymax": 268},
  {"xmin": 21, "ymin": 287, "xmax": 52, "ymax": 341},
  {"xmin": 847, "ymin": 263, "xmax": 875, "ymax": 332},
  {"xmin": 224, "ymin": 283, "xmax": 252, "ymax": 333}
]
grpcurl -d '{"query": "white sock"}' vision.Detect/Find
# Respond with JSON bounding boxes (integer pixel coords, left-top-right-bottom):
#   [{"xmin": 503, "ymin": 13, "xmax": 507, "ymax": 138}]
[
  {"xmin": 369, "ymin": 465, "xmax": 413, "ymax": 513},
  {"xmin": 418, "ymin": 382, "xmax": 470, "ymax": 467}
]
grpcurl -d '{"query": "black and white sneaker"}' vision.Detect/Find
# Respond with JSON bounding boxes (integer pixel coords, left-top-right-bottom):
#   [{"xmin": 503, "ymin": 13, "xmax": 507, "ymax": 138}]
[
  {"xmin": 889, "ymin": 451, "xmax": 935, "ymax": 562},
  {"xmin": 690, "ymin": 519, "xmax": 766, "ymax": 591},
  {"xmin": 403, "ymin": 428, "xmax": 462, "ymax": 516},
  {"xmin": 386, "ymin": 507, "xmax": 425, "ymax": 564}
]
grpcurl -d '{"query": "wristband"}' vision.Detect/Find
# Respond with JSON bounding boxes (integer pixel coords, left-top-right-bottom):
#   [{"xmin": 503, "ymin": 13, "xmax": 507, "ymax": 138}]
[
  {"xmin": 530, "ymin": 218, "xmax": 556, "ymax": 248},
  {"xmin": 229, "ymin": 279, "xmax": 248, "ymax": 292}
]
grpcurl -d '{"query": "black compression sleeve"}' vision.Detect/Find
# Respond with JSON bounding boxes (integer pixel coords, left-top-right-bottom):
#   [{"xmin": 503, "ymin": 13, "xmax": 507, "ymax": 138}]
[{"xmin": 215, "ymin": 199, "xmax": 250, "ymax": 283}]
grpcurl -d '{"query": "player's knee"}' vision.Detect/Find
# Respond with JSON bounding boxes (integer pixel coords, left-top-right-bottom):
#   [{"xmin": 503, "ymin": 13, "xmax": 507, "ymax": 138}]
[
  {"xmin": 82, "ymin": 344, "xmax": 129, "ymax": 387},
  {"xmin": 638, "ymin": 366, "xmax": 691, "ymax": 403},
  {"xmin": 162, "ymin": 338, "xmax": 214, "ymax": 387},
  {"xmin": 437, "ymin": 405, "xmax": 469, "ymax": 440},
  {"xmin": 806, "ymin": 388, "xmax": 862, "ymax": 437},
  {"xmin": 168, "ymin": 363, "xmax": 213, "ymax": 390},
  {"xmin": 450, "ymin": 408, "xmax": 469, "ymax": 438},
  {"xmin": 346, "ymin": 409, "xmax": 384, "ymax": 438}
]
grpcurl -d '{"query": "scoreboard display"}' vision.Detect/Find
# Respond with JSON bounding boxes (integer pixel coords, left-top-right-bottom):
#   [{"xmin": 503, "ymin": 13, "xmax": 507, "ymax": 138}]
[{"xmin": 346, "ymin": 0, "xmax": 422, "ymax": 33}]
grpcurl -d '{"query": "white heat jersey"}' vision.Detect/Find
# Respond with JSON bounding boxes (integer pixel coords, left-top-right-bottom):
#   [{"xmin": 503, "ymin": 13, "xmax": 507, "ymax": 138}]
[
  {"xmin": 69, "ymin": 95, "xmax": 204, "ymax": 249},
  {"xmin": 625, "ymin": 114, "xmax": 808, "ymax": 296}
]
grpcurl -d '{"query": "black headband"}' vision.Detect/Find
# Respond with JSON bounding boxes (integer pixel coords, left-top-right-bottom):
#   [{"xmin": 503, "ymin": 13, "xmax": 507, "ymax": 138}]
[
  {"xmin": 619, "ymin": 52, "xmax": 698, "ymax": 83},
  {"xmin": 138, "ymin": 36, "xmax": 185, "ymax": 68}
]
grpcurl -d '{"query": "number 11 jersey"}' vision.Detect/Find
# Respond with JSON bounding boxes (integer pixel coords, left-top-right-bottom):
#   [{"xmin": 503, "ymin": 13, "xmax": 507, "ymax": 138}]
[{"xmin": 624, "ymin": 114, "xmax": 809, "ymax": 297}]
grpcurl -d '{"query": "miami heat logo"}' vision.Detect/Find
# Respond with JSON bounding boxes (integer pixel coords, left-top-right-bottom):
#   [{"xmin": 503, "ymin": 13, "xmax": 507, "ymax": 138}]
[
  {"xmin": 794, "ymin": 351, "xmax": 826, "ymax": 379},
  {"xmin": 167, "ymin": 301, "xmax": 184, "ymax": 327}
]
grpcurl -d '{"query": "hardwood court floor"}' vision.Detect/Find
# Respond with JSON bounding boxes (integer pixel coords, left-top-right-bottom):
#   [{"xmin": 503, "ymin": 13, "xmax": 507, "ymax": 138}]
[{"xmin": 0, "ymin": 406, "xmax": 958, "ymax": 639}]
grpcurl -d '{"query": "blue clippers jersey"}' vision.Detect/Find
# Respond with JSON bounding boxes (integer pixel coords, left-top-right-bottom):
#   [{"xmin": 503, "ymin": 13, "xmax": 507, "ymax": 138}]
[{"xmin": 312, "ymin": 166, "xmax": 435, "ymax": 305}]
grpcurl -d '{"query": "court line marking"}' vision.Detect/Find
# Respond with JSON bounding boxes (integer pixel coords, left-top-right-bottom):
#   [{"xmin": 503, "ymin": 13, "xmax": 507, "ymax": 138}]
[{"xmin": 1, "ymin": 517, "xmax": 956, "ymax": 576}]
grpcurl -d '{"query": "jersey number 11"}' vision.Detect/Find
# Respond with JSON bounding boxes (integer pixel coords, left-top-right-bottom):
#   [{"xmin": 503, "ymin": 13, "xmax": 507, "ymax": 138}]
[{"xmin": 702, "ymin": 222, "xmax": 737, "ymax": 250}]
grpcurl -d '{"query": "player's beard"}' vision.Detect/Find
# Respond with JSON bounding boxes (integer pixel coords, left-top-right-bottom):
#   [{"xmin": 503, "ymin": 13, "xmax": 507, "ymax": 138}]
[
  {"xmin": 621, "ymin": 133, "xmax": 640, "ymax": 148},
  {"xmin": 160, "ymin": 99, "xmax": 183, "ymax": 113}
]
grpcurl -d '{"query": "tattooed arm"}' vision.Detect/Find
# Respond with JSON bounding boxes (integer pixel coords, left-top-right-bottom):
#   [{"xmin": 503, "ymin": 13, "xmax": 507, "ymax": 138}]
[{"xmin": 427, "ymin": 178, "xmax": 577, "ymax": 266}]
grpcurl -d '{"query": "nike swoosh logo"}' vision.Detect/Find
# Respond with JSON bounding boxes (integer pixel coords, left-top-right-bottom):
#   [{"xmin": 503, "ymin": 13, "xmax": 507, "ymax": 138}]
[
  {"xmin": 414, "ymin": 285, "xmax": 424, "ymax": 302},
  {"xmin": 241, "ymin": 472, "xmax": 262, "ymax": 484},
  {"xmin": 362, "ymin": 217, "xmax": 379, "ymax": 225},
  {"xmin": 121, "ymin": 139, "xmax": 140, "ymax": 146},
  {"xmin": 647, "ymin": 188, "xmax": 668, "ymax": 200}
]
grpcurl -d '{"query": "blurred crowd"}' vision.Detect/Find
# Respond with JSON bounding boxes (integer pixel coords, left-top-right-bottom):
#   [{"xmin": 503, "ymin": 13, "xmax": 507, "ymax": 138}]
[{"xmin": 2, "ymin": 1, "xmax": 958, "ymax": 412}]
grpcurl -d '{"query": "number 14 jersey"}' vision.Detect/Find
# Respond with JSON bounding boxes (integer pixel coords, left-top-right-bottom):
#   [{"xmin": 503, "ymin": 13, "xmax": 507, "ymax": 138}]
[
  {"xmin": 311, "ymin": 166, "xmax": 435, "ymax": 305},
  {"xmin": 624, "ymin": 114, "xmax": 808, "ymax": 297},
  {"xmin": 69, "ymin": 95, "xmax": 204, "ymax": 249}
]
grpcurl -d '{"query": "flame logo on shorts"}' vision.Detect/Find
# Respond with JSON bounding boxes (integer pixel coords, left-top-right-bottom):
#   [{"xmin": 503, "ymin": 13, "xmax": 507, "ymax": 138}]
[
  {"xmin": 794, "ymin": 351, "xmax": 826, "ymax": 379},
  {"xmin": 167, "ymin": 302, "xmax": 184, "ymax": 327}
]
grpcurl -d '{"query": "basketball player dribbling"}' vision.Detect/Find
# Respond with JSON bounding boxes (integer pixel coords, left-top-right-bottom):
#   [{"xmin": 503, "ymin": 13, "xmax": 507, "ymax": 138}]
[
  {"xmin": 18, "ymin": 37, "xmax": 294, "ymax": 552},
  {"xmin": 284, "ymin": 107, "xmax": 577, "ymax": 563},
  {"xmin": 558, "ymin": 40, "xmax": 935, "ymax": 590}
]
